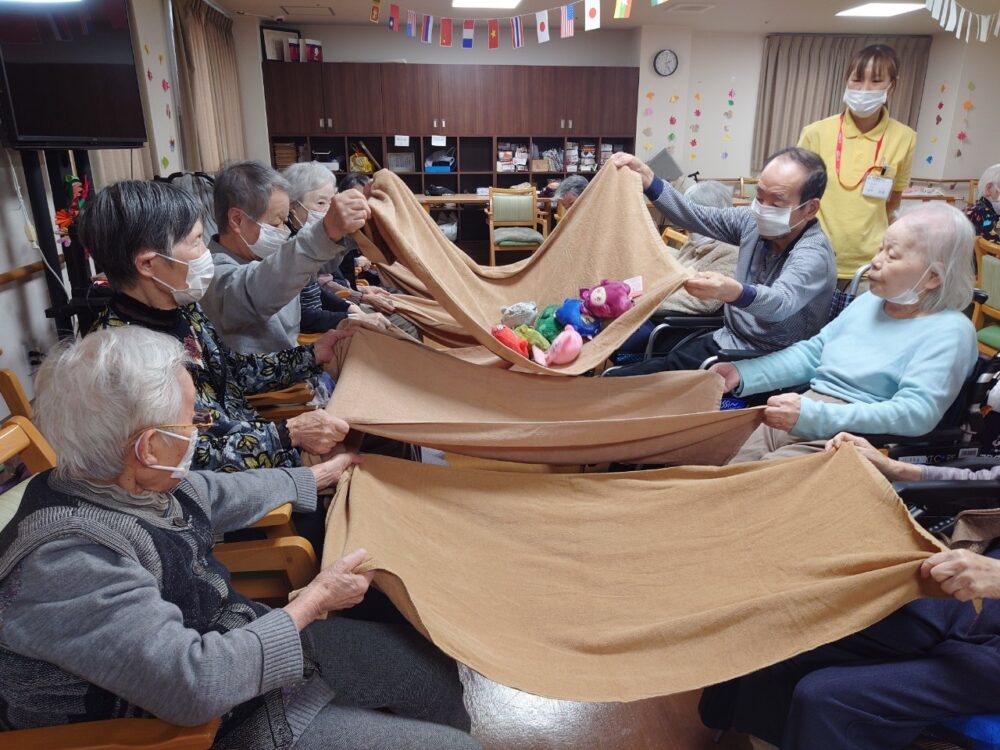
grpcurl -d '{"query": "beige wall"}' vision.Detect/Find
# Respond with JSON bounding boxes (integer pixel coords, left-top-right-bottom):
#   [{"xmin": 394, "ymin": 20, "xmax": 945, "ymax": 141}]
[
  {"xmin": 233, "ymin": 16, "xmax": 271, "ymax": 163},
  {"xmin": 131, "ymin": 0, "xmax": 181, "ymax": 176}
]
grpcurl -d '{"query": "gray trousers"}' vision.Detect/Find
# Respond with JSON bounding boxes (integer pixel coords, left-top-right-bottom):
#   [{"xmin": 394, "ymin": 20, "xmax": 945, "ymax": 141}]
[
  {"xmin": 293, "ymin": 617, "xmax": 480, "ymax": 750},
  {"xmin": 729, "ymin": 390, "xmax": 848, "ymax": 464}
]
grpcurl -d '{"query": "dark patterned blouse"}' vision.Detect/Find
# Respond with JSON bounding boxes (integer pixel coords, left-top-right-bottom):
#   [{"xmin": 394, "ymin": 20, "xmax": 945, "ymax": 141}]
[{"xmin": 965, "ymin": 197, "xmax": 1000, "ymax": 243}]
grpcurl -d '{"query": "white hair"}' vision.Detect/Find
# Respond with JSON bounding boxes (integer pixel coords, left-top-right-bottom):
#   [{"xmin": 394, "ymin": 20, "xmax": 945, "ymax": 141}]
[
  {"xmin": 34, "ymin": 327, "xmax": 194, "ymax": 482},
  {"xmin": 978, "ymin": 164, "xmax": 1000, "ymax": 200},
  {"xmin": 283, "ymin": 161, "xmax": 337, "ymax": 204},
  {"xmin": 684, "ymin": 180, "xmax": 734, "ymax": 210},
  {"xmin": 895, "ymin": 202, "xmax": 975, "ymax": 314}
]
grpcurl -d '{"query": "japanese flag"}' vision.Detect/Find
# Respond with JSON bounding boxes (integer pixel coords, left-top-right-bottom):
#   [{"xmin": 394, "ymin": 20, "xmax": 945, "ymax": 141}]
[
  {"xmin": 536, "ymin": 9, "xmax": 550, "ymax": 43},
  {"xmin": 585, "ymin": 0, "xmax": 601, "ymax": 30}
]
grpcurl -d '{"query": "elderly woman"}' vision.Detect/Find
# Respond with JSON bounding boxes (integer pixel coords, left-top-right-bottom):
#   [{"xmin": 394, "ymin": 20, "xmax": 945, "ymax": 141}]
[
  {"xmin": 716, "ymin": 202, "xmax": 978, "ymax": 463},
  {"xmin": 200, "ymin": 160, "xmax": 370, "ymax": 354},
  {"xmin": 81, "ymin": 179, "xmax": 349, "ymax": 474},
  {"xmin": 965, "ymin": 163, "xmax": 1000, "ymax": 242},
  {"xmin": 553, "ymin": 174, "xmax": 589, "ymax": 213},
  {"xmin": 0, "ymin": 326, "xmax": 478, "ymax": 748}
]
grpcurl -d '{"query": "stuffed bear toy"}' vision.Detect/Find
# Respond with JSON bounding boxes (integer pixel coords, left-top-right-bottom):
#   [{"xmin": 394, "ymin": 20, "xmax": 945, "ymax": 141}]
[
  {"xmin": 491, "ymin": 324, "xmax": 530, "ymax": 358},
  {"xmin": 580, "ymin": 279, "xmax": 634, "ymax": 319},
  {"xmin": 555, "ymin": 298, "xmax": 601, "ymax": 339},
  {"xmin": 532, "ymin": 324, "xmax": 582, "ymax": 366},
  {"xmin": 500, "ymin": 302, "xmax": 537, "ymax": 329}
]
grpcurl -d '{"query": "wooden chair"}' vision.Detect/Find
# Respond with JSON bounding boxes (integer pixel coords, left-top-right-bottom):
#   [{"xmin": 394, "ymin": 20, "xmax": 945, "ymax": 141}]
[
  {"xmin": 0, "ymin": 418, "xmax": 220, "ymax": 748},
  {"xmin": 485, "ymin": 187, "xmax": 548, "ymax": 266},
  {"xmin": 739, "ymin": 177, "xmax": 758, "ymax": 201},
  {"xmin": 247, "ymin": 381, "xmax": 316, "ymax": 421},
  {"xmin": 0, "ymin": 367, "xmax": 32, "ymax": 419},
  {"xmin": 661, "ymin": 226, "xmax": 689, "ymax": 249},
  {"xmin": 972, "ymin": 237, "xmax": 1000, "ymax": 356}
]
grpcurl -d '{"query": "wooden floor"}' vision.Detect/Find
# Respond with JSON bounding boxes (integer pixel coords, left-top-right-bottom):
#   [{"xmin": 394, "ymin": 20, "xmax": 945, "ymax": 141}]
[{"xmin": 462, "ymin": 666, "xmax": 751, "ymax": 750}]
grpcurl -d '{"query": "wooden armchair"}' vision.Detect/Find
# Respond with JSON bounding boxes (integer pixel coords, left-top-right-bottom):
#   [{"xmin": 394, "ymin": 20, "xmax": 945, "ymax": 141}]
[
  {"xmin": 246, "ymin": 382, "xmax": 316, "ymax": 421},
  {"xmin": 661, "ymin": 227, "xmax": 689, "ymax": 249},
  {"xmin": 0, "ymin": 367, "xmax": 33, "ymax": 419},
  {"xmin": 972, "ymin": 237, "xmax": 1000, "ymax": 356},
  {"xmin": 485, "ymin": 187, "xmax": 548, "ymax": 266}
]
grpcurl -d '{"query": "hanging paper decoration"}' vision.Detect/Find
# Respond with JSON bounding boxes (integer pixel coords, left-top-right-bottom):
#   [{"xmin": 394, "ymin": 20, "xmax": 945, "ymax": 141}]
[
  {"xmin": 585, "ymin": 0, "xmax": 601, "ymax": 30},
  {"xmin": 420, "ymin": 14, "xmax": 433, "ymax": 43},
  {"xmin": 642, "ymin": 126, "xmax": 653, "ymax": 137},
  {"xmin": 721, "ymin": 151, "xmax": 729, "ymax": 160},
  {"xmin": 536, "ymin": 10, "xmax": 550, "ymax": 43},
  {"xmin": 668, "ymin": 116, "xmax": 676, "ymax": 125},
  {"xmin": 440, "ymin": 17, "xmax": 453, "ymax": 47},
  {"xmin": 924, "ymin": 0, "xmax": 1000, "ymax": 44},
  {"xmin": 488, "ymin": 18, "xmax": 499, "ymax": 49},
  {"xmin": 370, "ymin": 0, "xmax": 381, "ymax": 23},
  {"xmin": 963, "ymin": 99, "xmax": 974, "ymax": 110},
  {"xmin": 926, "ymin": 155, "xmax": 934, "ymax": 164},
  {"xmin": 158, "ymin": 53, "xmax": 164, "ymax": 65},
  {"xmin": 463, "ymin": 19, "xmax": 475, "ymax": 48},
  {"xmin": 689, "ymin": 124, "xmax": 700, "ymax": 133},
  {"xmin": 957, "ymin": 130, "xmax": 968, "ymax": 141},
  {"xmin": 614, "ymin": 0, "xmax": 632, "ymax": 19},
  {"xmin": 406, "ymin": 10, "xmax": 416, "ymax": 37},
  {"xmin": 694, "ymin": 108, "xmax": 702, "ymax": 117},
  {"xmin": 161, "ymin": 156, "xmax": 169, "ymax": 169},
  {"xmin": 643, "ymin": 143, "xmax": 653, "ymax": 151},
  {"xmin": 561, "ymin": 3, "xmax": 575, "ymax": 37},
  {"xmin": 669, "ymin": 95, "xmax": 680, "ymax": 103},
  {"xmin": 643, "ymin": 107, "xmax": 653, "ymax": 116},
  {"xmin": 511, "ymin": 16, "xmax": 524, "ymax": 48},
  {"xmin": 169, "ymin": 138, "xmax": 176, "ymax": 152},
  {"xmin": 645, "ymin": 91, "xmax": 655, "ymax": 100},
  {"xmin": 161, "ymin": 78, "xmax": 170, "ymax": 92},
  {"xmin": 146, "ymin": 69, "xmax": 153, "ymax": 82},
  {"xmin": 389, "ymin": 4, "xmax": 400, "ymax": 30}
]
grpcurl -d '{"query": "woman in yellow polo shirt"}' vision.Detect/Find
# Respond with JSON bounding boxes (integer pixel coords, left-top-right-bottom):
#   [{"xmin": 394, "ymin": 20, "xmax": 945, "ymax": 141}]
[{"xmin": 798, "ymin": 44, "xmax": 916, "ymax": 284}]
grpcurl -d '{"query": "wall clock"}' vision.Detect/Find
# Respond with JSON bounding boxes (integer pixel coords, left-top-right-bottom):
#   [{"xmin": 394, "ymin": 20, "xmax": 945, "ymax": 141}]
[{"xmin": 653, "ymin": 49, "xmax": 678, "ymax": 77}]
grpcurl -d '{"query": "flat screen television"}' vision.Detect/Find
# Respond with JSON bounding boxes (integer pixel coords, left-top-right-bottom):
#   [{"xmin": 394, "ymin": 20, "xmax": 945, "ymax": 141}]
[{"xmin": 0, "ymin": 0, "xmax": 147, "ymax": 149}]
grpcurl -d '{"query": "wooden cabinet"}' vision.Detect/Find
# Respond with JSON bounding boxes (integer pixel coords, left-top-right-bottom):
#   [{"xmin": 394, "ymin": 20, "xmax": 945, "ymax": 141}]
[
  {"xmin": 262, "ymin": 60, "xmax": 325, "ymax": 136},
  {"xmin": 437, "ymin": 65, "xmax": 496, "ymax": 135},
  {"xmin": 322, "ymin": 63, "xmax": 384, "ymax": 133},
  {"xmin": 381, "ymin": 63, "xmax": 440, "ymax": 134}
]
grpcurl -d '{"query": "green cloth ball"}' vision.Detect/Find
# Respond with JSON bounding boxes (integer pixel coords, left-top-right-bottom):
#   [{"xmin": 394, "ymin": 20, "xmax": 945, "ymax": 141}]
[{"xmin": 535, "ymin": 304, "xmax": 560, "ymax": 343}]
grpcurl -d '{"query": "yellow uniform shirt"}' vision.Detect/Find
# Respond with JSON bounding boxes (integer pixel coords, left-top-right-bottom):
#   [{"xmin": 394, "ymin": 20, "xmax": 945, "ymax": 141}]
[{"xmin": 798, "ymin": 108, "xmax": 916, "ymax": 278}]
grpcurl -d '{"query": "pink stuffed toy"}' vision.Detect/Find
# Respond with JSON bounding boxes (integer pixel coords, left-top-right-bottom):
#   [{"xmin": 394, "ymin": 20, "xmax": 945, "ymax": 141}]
[
  {"xmin": 532, "ymin": 324, "xmax": 582, "ymax": 366},
  {"xmin": 491, "ymin": 324, "xmax": 530, "ymax": 358},
  {"xmin": 580, "ymin": 279, "xmax": 634, "ymax": 319}
]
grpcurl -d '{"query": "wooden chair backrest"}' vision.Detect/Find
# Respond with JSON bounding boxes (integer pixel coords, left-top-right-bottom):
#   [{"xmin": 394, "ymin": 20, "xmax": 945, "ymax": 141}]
[
  {"xmin": 0, "ymin": 368, "xmax": 32, "ymax": 419},
  {"xmin": 0, "ymin": 416, "xmax": 56, "ymax": 474}
]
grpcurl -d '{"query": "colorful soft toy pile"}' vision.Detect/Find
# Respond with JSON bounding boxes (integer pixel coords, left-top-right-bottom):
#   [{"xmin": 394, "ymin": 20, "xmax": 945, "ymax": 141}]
[{"xmin": 489, "ymin": 278, "xmax": 640, "ymax": 366}]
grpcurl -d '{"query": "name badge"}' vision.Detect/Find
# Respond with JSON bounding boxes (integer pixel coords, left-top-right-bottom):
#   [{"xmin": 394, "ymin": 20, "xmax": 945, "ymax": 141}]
[{"xmin": 862, "ymin": 174, "xmax": 893, "ymax": 201}]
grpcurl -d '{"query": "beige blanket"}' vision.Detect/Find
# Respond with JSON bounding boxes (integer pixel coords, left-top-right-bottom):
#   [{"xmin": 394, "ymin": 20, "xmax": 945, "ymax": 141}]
[
  {"xmin": 324, "ymin": 446, "xmax": 947, "ymax": 702},
  {"xmin": 357, "ymin": 165, "xmax": 690, "ymax": 374},
  {"xmin": 329, "ymin": 329, "xmax": 761, "ymax": 465}
]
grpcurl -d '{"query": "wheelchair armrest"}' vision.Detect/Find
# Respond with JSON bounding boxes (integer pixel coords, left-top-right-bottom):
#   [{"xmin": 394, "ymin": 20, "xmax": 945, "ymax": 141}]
[
  {"xmin": 650, "ymin": 315, "xmax": 724, "ymax": 328},
  {"xmin": 973, "ymin": 288, "xmax": 988, "ymax": 305},
  {"xmin": 940, "ymin": 457, "xmax": 1000, "ymax": 471},
  {"xmin": 864, "ymin": 428, "xmax": 966, "ymax": 449},
  {"xmin": 893, "ymin": 479, "xmax": 1000, "ymax": 512},
  {"xmin": 715, "ymin": 349, "xmax": 769, "ymax": 362}
]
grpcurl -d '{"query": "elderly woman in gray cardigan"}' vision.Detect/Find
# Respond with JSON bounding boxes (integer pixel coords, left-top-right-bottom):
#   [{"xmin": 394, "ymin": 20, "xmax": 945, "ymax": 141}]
[{"xmin": 0, "ymin": 326, "xmax": 478, "ymax": 749}]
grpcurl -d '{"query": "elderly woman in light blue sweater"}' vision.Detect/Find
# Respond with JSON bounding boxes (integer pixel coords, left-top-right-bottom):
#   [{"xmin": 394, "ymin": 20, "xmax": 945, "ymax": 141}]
[{"xmin": 715, "ymin": 202, "xmax": 979, "ymax": 463}]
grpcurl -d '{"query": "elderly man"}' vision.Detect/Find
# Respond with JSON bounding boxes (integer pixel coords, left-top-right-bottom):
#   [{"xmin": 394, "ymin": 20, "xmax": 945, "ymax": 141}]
[
  {"xmin": 201, "ymin": 160, "xmax": 370, "ymax": 354},
  {"xmin": 965, "ymin": 163, "xmax": 1000, "ymax": 242},
  {"xmin": 608, "ymin": 148, "xmax": 836, "ymax": 373},
  {"xmin": 0, "ymin": 325, "xmax": 479, "ymax": 749},
  {"xmin": 553, "ymin": 174, "xmax": 589, "ymax": 212}
]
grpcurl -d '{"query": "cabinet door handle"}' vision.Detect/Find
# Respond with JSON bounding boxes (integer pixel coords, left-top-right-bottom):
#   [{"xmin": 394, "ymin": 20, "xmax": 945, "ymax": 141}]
[
  {"xmin": 327, "ymin": 118, "xmax": 333, "ymax": 128},
  {"xmin": 560, "ymin": 119, "xmax": 565, "ymax": 129},
  {"xmin": 433, "ymin": 118, "xmax": 439, "ymax": 128},
  {"xmin": 568, "ymin": 119, "xmax": 573, "ymax": 129},
  {"xmin": 319, "ymin": 118, "xmax": 324, "ymax": 129},
  {"xmin": 442, "ymin": 118, "xmax": 446, "ymax": 128}
]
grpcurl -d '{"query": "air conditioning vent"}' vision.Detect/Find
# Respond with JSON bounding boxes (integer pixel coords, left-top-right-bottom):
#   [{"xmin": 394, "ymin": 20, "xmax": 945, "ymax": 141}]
[
  {"xmin": 664, "ymin": 3, "xmax": 715, "ymax": 12},
  {"xmin": 280, "ymin": 5, "xmax": 336, "ymax": 16}
]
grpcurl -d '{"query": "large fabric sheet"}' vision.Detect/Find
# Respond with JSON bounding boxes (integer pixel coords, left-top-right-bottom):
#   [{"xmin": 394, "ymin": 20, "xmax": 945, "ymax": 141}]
[
  {"xmin": 329, "ymin": 329, "xmax": 761, "ymax": 465},
  {"xmin": 357, "ymin": 166, "xmax": 690, "ymax": 374},
  {"xmin": 324, "ymin": 447, "xmax": 947, "ymax": 702}
]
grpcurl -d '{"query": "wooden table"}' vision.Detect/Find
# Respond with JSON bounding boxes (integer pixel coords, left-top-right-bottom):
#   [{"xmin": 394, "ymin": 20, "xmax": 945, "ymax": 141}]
[{"xmin": 415, "ymin": 193, "xmax": 556, "ymax": 213}]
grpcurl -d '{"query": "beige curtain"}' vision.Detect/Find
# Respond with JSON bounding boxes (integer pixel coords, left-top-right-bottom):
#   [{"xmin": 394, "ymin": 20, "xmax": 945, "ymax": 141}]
[
  {"xmin": 172, "ymin": 0, "xmax": 246, "ymax": 172},
  {"xmin": 89, "ymin": 147, "xmax": 155, "ymax": 187},
  {"xmin": 751, "ymin": 34, "xmax": 931, "ymax": 172}
]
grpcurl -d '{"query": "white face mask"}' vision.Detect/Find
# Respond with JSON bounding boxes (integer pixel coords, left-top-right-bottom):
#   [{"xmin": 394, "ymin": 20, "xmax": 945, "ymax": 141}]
[
  {"xmin": 152, "ymin": 250, "xmax": 215, "ymax": 305},
  {"xmin": 136, "ymin": 428, "xmax": 197, "ymax": 480},
  {"xmin": 239, "ymin": 211, "xmax": 291, "ymax": 260},
  {"xmin": 751, "ymin": 198, "xmax": 807, "ymax": 239},
  {"xmin": 843, "ymin": 87, "xmax": 887, "ymax": 119},
  {"xmin": 877, "ymin": 265, "xmax": 934, "ymax": 306}
]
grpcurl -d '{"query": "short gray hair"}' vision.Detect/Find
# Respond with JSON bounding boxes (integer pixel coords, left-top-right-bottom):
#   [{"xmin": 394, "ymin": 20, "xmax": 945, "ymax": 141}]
[
  {"xmin": 978, "ymin": 164, "xmax": 1000, "ymax": 199},
  {"xmin": 283, "ymin": 161, "xmax": 337, "ymax": 205},
  {"xmin": 553, "ymin": 175, "xmax": 589, "ymax": 201},
  {"xmin": 684, "ymin": 180, "xmax": 734, "ymax": 209},
  {"xmin": 896, "ymin": 202, "xmax": 975, "ymax": 314},
  {"xmin": 214, "ymin": 160, "xmax": 291, "ymax": 234},
  {"xmin": 34, "ymin": 327, "xmax": 194, "ymax": 482}
]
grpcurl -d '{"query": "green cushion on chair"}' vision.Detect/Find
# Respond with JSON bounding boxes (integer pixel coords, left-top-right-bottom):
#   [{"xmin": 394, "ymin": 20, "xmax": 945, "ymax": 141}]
[
  {"xmin": 492, "ymin": 193, "xmax": 535, "ymax": 222},
  {"xmin": 495, "ymin": 227, "xmax": 544, "ymax": 245},
  {"xmin": 977, "ymin": 325, "xmax": 1000, "ymax": 350}
]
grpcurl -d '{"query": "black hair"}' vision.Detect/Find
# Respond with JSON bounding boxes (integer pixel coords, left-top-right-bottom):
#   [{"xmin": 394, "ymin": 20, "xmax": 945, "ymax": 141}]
[
  {"xmin": 78, "ymin": 180, "xmax": 201, "ymax": 290},
  {"xmin": 762, "ymin": 147, "xmax": 828, "ymax": 203},
  {"xmin": 338, "ymin": 172, "xmax": 371, "ymax": 193}
]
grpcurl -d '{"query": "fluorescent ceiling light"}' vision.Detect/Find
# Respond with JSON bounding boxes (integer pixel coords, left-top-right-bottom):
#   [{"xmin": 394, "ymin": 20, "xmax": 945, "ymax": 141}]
[
  {"xmin": 452, "ymin": 0, "xmax": 522, "ymax": 9},
  {"xmin": 0, "ymin": 0, "xmax": 83, "ymax": 3},
  {"xmin": 836, "ymin": 3, "xmax": 924, "ymax": 17}
]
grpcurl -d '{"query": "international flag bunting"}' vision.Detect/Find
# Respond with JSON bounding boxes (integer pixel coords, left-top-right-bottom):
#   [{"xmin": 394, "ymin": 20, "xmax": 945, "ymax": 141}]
[
  {"xmin": 370, "ymin": 0, "xmax": 380, "ymax": 23},
  {"xmin": 406, "ymin": 9, "xmax": 416, "ymax": 36},
  {"xmin": 388, "ymin": 3, "xmax": 400, "ymax": 30},
  {"xmin": 440, "ymin": 17, "xmax": 453, "ymax": 46},
  {"xmin": 488, "ymin": 18, "xmax": 499, "ymax": 49},
  {"xmin": 510, "ymin": 16, "xmax": 523, "ymax": 48},
  {"xmin": 652, "ymin": 0, "xmax": 669, "ymax": 5},
  {"xmin": 614, "ymin": 0, "xmax": 632, "ymax": 19},
  {"xmin": 462, "ymin": 18, "xmax": 475, "ymax": 48},
  {"xmin": 585, "ymin": 0, "xmax": 600, "ymax": 30},
  {"xmin": 561, "ymin": 4, "xmax": 575, "ymax": 37},
  {"xmin": 421, "ymin": 14, "xmax": 433, "ymax": 42},
  {"xmin": 536, "ymin": 9, "xmax": 550, "ymax": 43}
]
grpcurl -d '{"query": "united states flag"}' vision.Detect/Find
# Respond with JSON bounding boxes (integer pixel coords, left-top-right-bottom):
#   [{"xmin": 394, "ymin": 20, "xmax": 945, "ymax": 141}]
[{"xmin": 561, "ymin": 4, "xmax": 575, "ymax": 38}]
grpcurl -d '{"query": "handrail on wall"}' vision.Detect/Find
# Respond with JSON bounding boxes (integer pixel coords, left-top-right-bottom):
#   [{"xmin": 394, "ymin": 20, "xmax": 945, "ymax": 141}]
[{"xmin": 0, "ymin": 255, "xmax": 65, "ymax": 287}]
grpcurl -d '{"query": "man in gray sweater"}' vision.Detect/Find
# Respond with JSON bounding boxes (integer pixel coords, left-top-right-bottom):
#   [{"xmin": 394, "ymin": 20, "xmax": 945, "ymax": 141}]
[
  {"xmin": 201, "ymin": 161, "xmax": 371, "ymax": 354},
  {"xmin": 608, "ymin": 148, "xmax": 837, "ymax": 374}
]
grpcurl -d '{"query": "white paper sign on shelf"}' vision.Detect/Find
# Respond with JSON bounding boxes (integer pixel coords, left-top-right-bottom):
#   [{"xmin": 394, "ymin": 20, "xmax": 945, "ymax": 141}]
[
  {"xmin": 394, "ymin": 135, "xmax": 410, "ymax": 147},
  {"xmin": 431, "ymin": 134, "xmax": 447, "ymax": 147}
]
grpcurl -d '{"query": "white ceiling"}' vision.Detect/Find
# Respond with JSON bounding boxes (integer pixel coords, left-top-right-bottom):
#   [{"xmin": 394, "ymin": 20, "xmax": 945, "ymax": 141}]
[{"xmin": 223, "ymin": 0, "xmax": 955, "ymax": 34}]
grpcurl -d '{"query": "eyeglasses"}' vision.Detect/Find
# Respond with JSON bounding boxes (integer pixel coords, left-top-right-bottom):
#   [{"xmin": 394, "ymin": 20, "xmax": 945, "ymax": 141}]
[{"xmin": 157, "ymin": 409, "xmax": 215, "ymax": 434}]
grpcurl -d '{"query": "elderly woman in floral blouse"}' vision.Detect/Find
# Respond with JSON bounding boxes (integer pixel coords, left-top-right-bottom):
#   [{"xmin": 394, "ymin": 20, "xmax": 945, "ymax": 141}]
[{"xmin": 80, "ymin": 179, "xmax": 352, "ymax": 475}]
